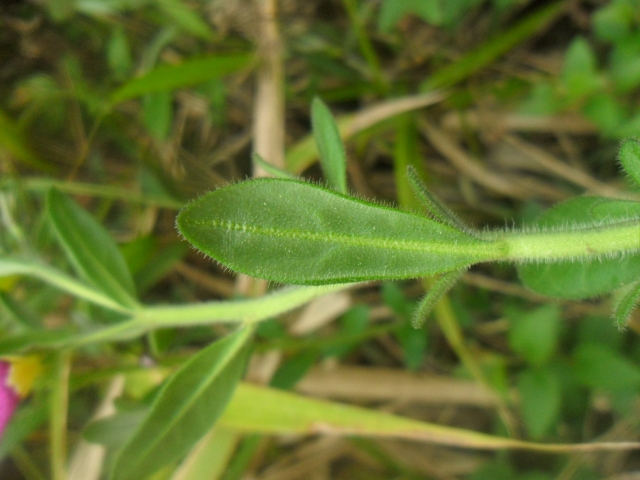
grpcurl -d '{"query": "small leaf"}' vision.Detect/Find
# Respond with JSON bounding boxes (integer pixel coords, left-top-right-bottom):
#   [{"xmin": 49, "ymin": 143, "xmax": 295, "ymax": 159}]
[
  {"xmin": 518, "ymin": 368, "xmax": 561, "ymax": 439},
  {"xmin": 613, "ymin": 281, "xmax": 640, "ymax": 331},
  {"xmin": 311, "ymin": 97, "xmax": 348, "ymax": 194},
  {"xmin": 47, "ymin": 189, "xmax": 138, "ymax": 309},
  {"xmin": 176, "ymin": 179, "xmax": 496, "ymax": 285},
  {"xmin": 110, "ymin": 327, "xmax": 252, "ymax": 480},
  {"xmin": 143, "ymin": 91, "xmax": 172, "ymax": 141},
  {"xmin": 252, "ymin": 152, "xmax": 296, "ymax": 179},
  {"xmin": 619, "ymin": 139, "xmax": 640, "ymax": 188},
  {"xmin": 508, "ymin": 305, "xmax": 560, "ymax": 366},
  {"xmin": 561, "ymin": 37, "xmax": 602, "ymax": 101},
  {"xmin": 411, "ymin": 268, "xmax": 465, "ymax": 328},
  {"xmin": 407, "ymin": 166, "xmax": 476, "ymax": 237}
]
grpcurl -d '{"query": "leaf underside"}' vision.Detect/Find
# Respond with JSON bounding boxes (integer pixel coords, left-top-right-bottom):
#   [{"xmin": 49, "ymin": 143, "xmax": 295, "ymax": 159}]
[{"xmin": 177, "ymin": 179, "xmax": 493, "ymax": 285}]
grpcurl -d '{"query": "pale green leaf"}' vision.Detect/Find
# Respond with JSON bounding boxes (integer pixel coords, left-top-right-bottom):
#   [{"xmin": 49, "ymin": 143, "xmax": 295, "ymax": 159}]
[
  {"xmin": 47, "ymin": 189, "xmax": 139, "ymax": 309},
  {"xmin": 176, "ymin": 179, "xmax": 495, "ymax": 285},
  {"xmin": 311, "ymin": 97, "xmax": 348, "ymax": 194},
  {"xmin": 252, "ymin": 152, "xmax": 296, "ymax": 179},
  {"xmin": 219, "ymin": 383, "xmax": 638, "ymax": 452},
  {"xmin": 111, "ymin": 327, "xmax": 252, "ymax": 480}
]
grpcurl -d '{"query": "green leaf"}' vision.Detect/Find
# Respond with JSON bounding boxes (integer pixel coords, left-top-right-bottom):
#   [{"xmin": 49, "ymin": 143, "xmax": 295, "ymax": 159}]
[
  {"xmin": 378, "ymin": 0, "xmax": 443, "ymax": 31},
  {"xmin": 560, "ymin": 37, "xmax": 602, "ymax": 101},
  {"xmin": 407, "ymin": 166, "xmax": 475, "ymax": 237},
  {"xmin": 619, "ymin": 139, "xmax": 640, "ymax": 188},
  {"xmin": 155, "ymin": 0, "xmax": 213, "ymax": 40},
  {"xmin": 176, "ymin": 179, "xmax": 495, "ymax": 285},
  {"xmin": 107, "ymin": 25, "xmax": 132, "ymax": 80},
  {"xmin": 111, "ymin": 54, "xmax": 252, "ymax": 104},
  {"xmin": 143, "ymin": 91, "xmax": 173, "ymax": 141},
  {"xmin": 220, "ymin": 383, "xmax": 634, "ymax": 452},
  {"xmin": 110, "ymin": 327, "xmax": 252, "ymax": 480},
  {"xmin": 0, "ymin": 109, "xmax": 51, "ymax": 172},
  {"xmin": 518, "ymin": 368, "xmax": 561, "ymax": 439},
  {"xmin": 517, "ymin": 196, "xmax": 640, "ymax": 299},
  {"xmin": 47, "ymin": 189, "xmax": 138, "ymax": 309},
  {"xmin": 613, "ymin": 281, "xmax": 640, "ymax": 331},
  {"xmin": 396, "ymin": 321, "xmax": 427, "ymax": 370},
  {"xmin": 252, "ymin": 152, "xmax": 296, "ymax": 179},
  {"xmin": 311, "ymin": 97, "xmax": 348, "ymax": 194},
  {"xmin": 573, "ymin": 343, "xmax": 640, "ymax": 392},
  {"xmin": 412, "ymin": 268, "xmax": 466, "ymax": 328},
  {"xmin": 508, "ymin": 305, "xmax": 560, "ymax": 366},
  {"xmin": 0, "ymin": 258, "xmax": 133, "ymax": 313}
]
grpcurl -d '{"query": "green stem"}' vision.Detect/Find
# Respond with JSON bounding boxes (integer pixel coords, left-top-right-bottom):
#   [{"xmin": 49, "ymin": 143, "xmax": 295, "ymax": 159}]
[{"xmin": 499, "ymin": 220, "xmax": 640, "ymax": 261}]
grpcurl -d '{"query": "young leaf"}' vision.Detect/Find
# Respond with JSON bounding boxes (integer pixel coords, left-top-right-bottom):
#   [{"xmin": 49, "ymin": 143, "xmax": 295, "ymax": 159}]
[
  {"xmin": 619, "ymin": 139, "xmax": 640, "ymax": 188},
  {"xmin": 110, "ymin": 327, "xmax": 252, "ymax": 480},
  {"xmin": 517, "ymin": 196, "xmax": 640, "ymax": 299},
  {"xmin": 412, "ymin": 268, "xmax": 466, "ymax": 328},
  {"xmin": 508, "ymin": 305, "xmax": 560, "ymax": 366},
  {"xmin": 407, "ymin": 166, "xmax": 477, "ymax": 237},
  {"xmin": 252, "ymin": 152, "xmax": 296, "ymax": 179},
  {"xmin": 613, "ymin": 280, "xmax": 640, "ymax": 331},
  {"xmin": 47, "ymin": 189, "xmax": 139, "ymax": 310},
  {"xmin": 176, "ymin": 179, "xmax": 497, "ymax": 285},
  {"xmin": 311, "ymin": 97, "xmax": 348, "ymax": 194}
]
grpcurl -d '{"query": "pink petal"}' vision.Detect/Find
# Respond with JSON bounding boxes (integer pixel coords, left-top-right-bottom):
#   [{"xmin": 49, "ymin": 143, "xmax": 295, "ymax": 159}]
[{"xmin": 0, "ymin": 362, "xmax": 20, "ymax": 438}]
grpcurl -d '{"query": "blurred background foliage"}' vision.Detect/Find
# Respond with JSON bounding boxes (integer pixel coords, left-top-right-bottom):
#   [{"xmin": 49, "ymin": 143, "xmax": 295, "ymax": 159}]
[{"xmin": 3, "ymin": 0, "xmax": 640, "ymax": 479}]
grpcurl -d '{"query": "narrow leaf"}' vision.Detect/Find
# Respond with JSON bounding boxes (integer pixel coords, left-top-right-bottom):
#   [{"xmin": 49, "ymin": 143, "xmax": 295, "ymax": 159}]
[
  {"xmin": 220, "ymin": 383, "xmax": 640, "ymax": 452},
  {"xmin": 311, "ymin": 97, "xmax": 348, "ymax": 194},
  {"xmin": 0, "ymin": 258, "xmax": 133, "ymax": 313},
  {"xmin": 176, "ymin": 179, "xmax": 497, "ymax": 285},
  {"xmin": 111, "ymin": 327, "xmax": 252, "ymax": 480},
  {"xmin": 47, "ymin": 189, "xmax": 138, "ymax": 309},
  {"xmin": 411, "ymin": 268, "xmax": 466, "ymax": 328},
  {"xmin": 110, "ymin": 54, "xmax": 252, "ymax": 104},
  {"xmin": 252, "ymin": 152, "xmax": 296, "ymax": 179},
  {"xmin": 613, "ymin": 281, "xmax": 640, "ymax": 331},
  {"xmin": 407, "ymin": 166, "xmax": 477, "ymax": 236},
  {"xmin": 619, "ymin": 139, "xmax": 640, "ymax": 188},
  {"xmin": 0, "ymin": 109, "xmax": 51, "ymax": 172}
]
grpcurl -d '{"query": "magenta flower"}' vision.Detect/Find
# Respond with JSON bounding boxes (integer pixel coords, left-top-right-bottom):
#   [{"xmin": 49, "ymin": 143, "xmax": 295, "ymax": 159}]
[{"xmin": 0, "ymin": 356, "xmax": 42, "ymax": 438}]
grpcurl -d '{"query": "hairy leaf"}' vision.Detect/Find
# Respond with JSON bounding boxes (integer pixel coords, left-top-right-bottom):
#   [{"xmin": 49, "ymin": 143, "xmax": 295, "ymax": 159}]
[
  {"xmin": 177, "ymin": 179, "xmax": 495, "ymax": 285},
  {"xmin": 412, "ymin": 268, "xmax": 466, "ymax": 328},
  {"xmin": 619, "ymin": 139, "xmax": 640, "ymax": 188},
  {"xmin": 613, "ymin": 281, "xmax": 640, "ymax": 330}
]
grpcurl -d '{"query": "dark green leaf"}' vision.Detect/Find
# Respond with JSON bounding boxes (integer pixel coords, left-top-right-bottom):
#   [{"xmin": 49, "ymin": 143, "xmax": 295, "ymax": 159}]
[
  {"xmin": 518, "ymin": 368, "xmax": 561, "ymax": 439},
  {"xmin": 177, "ymin": 179, "xmax": 494, "ymax": 285},
  {"xmin": 573, "ymin": 343, "xmax": 640, "ymax": 392},
  {"xmin": 47, "ymin": 189, "xmax": 138, "ymax": 309},
  {"xmin": 508, "ymin": 305, "xmax": 560, "ymax": 366},
  {"xmin": 517, "ymin": 196, "xmax": 640, "ymax": 299},
  {"xmin": 110, "ymin": 327, "xmax": 252, "ymax": 480},
  {"xmin": 111, "ymin": 54, "xmax": 252, "ymax": 104},
  {"xmin": 311, "ymin": 98, "xmax": 348, "ymax": 194}
]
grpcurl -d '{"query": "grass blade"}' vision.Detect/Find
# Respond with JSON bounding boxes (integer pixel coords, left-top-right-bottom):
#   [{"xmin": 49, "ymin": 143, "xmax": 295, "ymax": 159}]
[
  {"xmin": 47, "ymin": 189, "xmax": 139, "ymax": 310},
  {"xmin": 110, "ymin": 53, "xmax": 252, "ymax": 105},
  {"xmin": 110, "ymin": 327, "xmax": 252, "ymax": 480},
  {"xmin": 311, "ymin": 97, "xmax": 348, "ymax": 194}
]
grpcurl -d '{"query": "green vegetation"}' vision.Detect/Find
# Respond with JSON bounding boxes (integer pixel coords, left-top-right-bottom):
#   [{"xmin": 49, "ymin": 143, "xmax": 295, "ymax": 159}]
[{"xmin": 2, "ymin": 1, "xmax": 640, "ymax": 479}]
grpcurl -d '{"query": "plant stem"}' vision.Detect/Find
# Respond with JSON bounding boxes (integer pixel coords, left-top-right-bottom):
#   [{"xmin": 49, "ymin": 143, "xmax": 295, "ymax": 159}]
[{"xmin": 500, "ymin": 220, "xmax": 640, "ymax": 261}]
